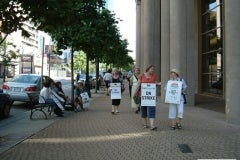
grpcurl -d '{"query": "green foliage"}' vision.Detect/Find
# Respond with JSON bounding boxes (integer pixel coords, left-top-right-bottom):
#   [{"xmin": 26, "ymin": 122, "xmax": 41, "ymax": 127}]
[
  {"xmin": 0, "ymin": 0, "xmax": 134, "ymax": 70},
  {"xmin": 73, "ymin": 51, "xmax": 87, "ymax": 71},
  {"xmin": 0, "ymin": 0, "xmax": 29, "ymax": 44},
  {"xmin": 0, "ymin": 41, "xmax": 19, "ymax": 66}
]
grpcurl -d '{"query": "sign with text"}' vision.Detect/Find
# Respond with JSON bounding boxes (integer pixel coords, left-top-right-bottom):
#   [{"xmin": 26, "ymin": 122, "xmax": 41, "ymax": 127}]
[
  {"xmin": 141, "ymin": 83, "xmax": 156, "ymax": 106},
  {"xmin": 80, "ymin": 92, "xmax": 90, "ymax": 108},
  {"xmin": 110, "ymin": 83, "xmax": 121, "ymax": 99},
  {"xmin": 165, "ymin": 80, "xmax": 183, "ymax": 104}
]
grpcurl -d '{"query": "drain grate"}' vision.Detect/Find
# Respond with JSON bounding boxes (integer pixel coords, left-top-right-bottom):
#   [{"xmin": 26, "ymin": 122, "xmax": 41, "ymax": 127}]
[{"xmin": 178, "ymin": 144, "xmax": 193, "ymax": 153}]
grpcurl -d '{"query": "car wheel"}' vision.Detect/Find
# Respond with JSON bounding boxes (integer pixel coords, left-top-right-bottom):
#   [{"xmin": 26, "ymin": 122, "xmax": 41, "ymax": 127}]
[{"xmin": 3, "ymin": 103, "xmax": 11, "ymax": 118}]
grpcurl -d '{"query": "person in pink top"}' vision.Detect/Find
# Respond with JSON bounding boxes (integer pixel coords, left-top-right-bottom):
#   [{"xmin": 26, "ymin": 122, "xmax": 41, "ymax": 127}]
[{"xmin": 138, "ymin": 64, "xmax": 161, "ymax": 130}]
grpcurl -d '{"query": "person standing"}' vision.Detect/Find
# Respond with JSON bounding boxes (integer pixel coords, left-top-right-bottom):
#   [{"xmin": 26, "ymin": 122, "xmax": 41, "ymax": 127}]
[
  {"xmin": 103, "ymin": 69, "xmax": 112, "ymax": 96},
  {"xmin": 130, "ymin": 67, "xmax": 141, "ymax": 113},
  {"xmin": 108, "ymin": 68, "xmax": 123, "ymax": 114},
  {"xmin": 167, "ymin": 69, "xmax": 187, "ymax": 130},
  {"xmin": 138, "ymin": 65, "xmax": 161, "ymax": 130},
  {"xmin": 127, "ymin": 65, "xmax": 135, "ymax": 98}
]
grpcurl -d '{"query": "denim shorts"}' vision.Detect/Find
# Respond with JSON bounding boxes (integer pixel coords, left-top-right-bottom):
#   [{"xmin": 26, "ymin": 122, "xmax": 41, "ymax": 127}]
[{"xmin": 141, "ymin": 106, "xmax": 156, "ymax": 118}]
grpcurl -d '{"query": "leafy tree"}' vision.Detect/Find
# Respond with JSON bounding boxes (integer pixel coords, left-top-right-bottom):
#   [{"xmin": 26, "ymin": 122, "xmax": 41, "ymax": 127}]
[
  {"xmin": 0, "ymin": 41, "xmax": 18, "ymax": 66},
  {"xmin": 1, "ymin": 0, "xmax": 134, "ymax": 96},
  {"xmin": 0, "ymin": 0, "xmax": 30, "ymax": 44}
]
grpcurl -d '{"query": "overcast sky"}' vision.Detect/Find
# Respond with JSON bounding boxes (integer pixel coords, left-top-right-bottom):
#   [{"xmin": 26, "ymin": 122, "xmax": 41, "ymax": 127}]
[{"xmin": 108, "ymin": 0, "xmax": 136, "ymax": 59}]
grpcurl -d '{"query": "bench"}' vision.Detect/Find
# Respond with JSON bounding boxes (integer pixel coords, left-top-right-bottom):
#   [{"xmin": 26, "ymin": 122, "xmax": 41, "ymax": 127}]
[{"xmin": 27, "ymin": 93, "xmax": 52, "ymax": 120}]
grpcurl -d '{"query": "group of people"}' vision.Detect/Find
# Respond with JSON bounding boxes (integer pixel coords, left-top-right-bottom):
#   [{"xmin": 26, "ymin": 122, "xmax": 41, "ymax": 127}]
[
  {"xmin": 40, "ymin": 65, "xmax": 187, "ymax": 131},
  {"xmin": 113, "ymin": 64, "xmax": 187, "ymax": 131},
  {"xmin": 39, "ymin": 78, "xmax": 89, "ymax": 117}
]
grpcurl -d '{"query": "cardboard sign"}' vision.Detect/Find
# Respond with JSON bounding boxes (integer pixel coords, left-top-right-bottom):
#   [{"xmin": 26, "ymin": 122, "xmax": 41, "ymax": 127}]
[
  {"xmin": 165, "ymin": 80, "xmax": 183, "ymax": 104},
  {"xmin": 110, "ymin": 83, "xmax": 121, "ymax": 99},
  {"xmin": 80, "ymin": 92, "xmax": 90, "ymax": 108},
  {"xmin": 141, "ymin": 83, "xmax": 156, "ymax": 106}
]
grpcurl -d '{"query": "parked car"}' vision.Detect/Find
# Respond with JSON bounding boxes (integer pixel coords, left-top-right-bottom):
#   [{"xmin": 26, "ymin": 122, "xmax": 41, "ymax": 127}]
[
  {"xmin": 2, "ymin": 74, "xmax": 50, "ymax": 103},
  {"xmin": 0, "ymin": 89, "xmax": 13, "ymax": 118}
]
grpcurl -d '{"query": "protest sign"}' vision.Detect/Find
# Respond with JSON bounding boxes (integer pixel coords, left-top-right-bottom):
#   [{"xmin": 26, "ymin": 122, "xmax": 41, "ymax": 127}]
[
  {"xmin": 141, "ymin": 83, "xmax": 156, "ymax": 106},
  {"xmin": 110, "ymin": 83, "xmax": 121, "ymax": 99},
  {"xmin": 165, "ymin": 80, "xmax": 183, "ymax": 104},
  {"xmin": 80, "ymin": 92, "xmax": 90, "ymax": 108}
]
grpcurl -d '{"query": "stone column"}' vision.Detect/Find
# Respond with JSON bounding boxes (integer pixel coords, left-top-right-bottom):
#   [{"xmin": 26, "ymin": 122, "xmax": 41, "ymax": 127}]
[
  {"xmin": 225, "ymin": 0, "xmax": 240, "ymax": 125},
  {"xmin": 170, "ymin": 0, "xmax": 187, "ymax": 72},
  {"xmin": 185, "ymin": 0, "xmax": 196, "ymax": 106},
  {"xmin": 142, "ymin": 0, "xmax": 161, "ymax": 76},
  {"xmin": 135, "ymin": 0, "xmax": 141, "ymax": 68},
  {"xmin": 169, "ymin": 0, "xmax": 195, "ymax": 105},
  {"xmin": 160, "ymin": 0, "xmax": 170, "ymax": 102},
  {"xmin": 140, "ymin": 0, "xmax": 145, "ymax": 72}
]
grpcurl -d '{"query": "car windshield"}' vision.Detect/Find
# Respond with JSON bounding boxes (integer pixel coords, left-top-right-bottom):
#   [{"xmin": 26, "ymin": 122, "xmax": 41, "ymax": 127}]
[{"xmin": 11, "ymin": 75, "xmax": 39, "ymax": 84}]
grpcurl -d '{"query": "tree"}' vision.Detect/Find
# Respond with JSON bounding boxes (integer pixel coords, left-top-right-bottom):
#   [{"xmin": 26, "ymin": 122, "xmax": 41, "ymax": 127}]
[
  {"xmin": 27, "ymin": 0, "xmax": 106, "ymax": 99},
  {"xmin": 0, "ymin": 0, "xmax": 30, "ymax": 44},
  {"xmin": 1, "ymin": 0, "xmax": 134, "ymax": 97}
]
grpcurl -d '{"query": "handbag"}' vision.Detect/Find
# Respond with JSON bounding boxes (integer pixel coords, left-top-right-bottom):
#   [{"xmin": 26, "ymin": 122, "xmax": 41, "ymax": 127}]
[
  {"xmin": 182, "ymin": 93, "xmax": 187, "ymax": 104},
  {"xmin": 133, "ymin": 85, "xmax": 141, "ymax": 105}
]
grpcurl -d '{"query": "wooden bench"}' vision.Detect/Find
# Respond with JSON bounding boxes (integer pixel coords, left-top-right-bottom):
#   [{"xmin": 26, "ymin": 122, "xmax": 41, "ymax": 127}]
[{"xmin": 27, "ymin": 93, "xmax": 52, "ymax": 120}]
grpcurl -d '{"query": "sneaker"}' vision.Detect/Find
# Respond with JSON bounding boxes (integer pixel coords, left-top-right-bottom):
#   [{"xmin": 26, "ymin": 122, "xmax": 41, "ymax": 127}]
[
  {"xmin": 150, "ymin": 126, "xmax": 157, "ymax": 131},
  {"xmin": 111, "ymin": 111, "xmax": 115, "ymax": 114}
]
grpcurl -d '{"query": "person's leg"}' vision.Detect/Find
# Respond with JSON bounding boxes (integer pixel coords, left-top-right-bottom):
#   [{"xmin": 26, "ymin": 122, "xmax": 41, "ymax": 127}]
[
  {"xmin": 135, "ymin": 104, "xmax": 140, "ymax": 113},
  {"xmin": 116, "ymin": 99, "xmax": 121, "ymax": 113},
  {"xmin": 129, "ymin": 85, "xmax": 132, "ymax": 98},
  {"xmin": 141, "ymin": 106, "xmax": 148, "ymax": 128},
  {"xmin": 169, "ymin": 104, "xmax": 177, "ymax": 129},
  {"xmin": 105, "ymin": 81, "xmax": 110, "ymax": 95},
  {"xmin": 149, "ymin": 106, "xmax": 157, "ymax": 130},
  {"xmin": 176, "ymin": 102, "xmax": 184, "ymax": 129}
]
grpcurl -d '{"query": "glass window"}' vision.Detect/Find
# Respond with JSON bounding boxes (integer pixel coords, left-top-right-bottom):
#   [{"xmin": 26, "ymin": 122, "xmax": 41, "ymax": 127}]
[{"xmin": 201, "ymin": 0, "xmax": 223, "ymax": 95}]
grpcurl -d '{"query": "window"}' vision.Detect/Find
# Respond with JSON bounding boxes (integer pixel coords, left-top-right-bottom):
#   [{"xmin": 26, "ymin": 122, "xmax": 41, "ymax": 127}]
[{"xmin": 201, "ymin": 0, "xmax": 223, "ymax": 95}]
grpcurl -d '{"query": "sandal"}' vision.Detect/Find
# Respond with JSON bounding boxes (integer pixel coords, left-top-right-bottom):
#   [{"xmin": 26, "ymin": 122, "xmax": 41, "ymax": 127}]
[
  {"xmin": 176, "ymin": 123, "xmax": 182, "ymax": 129},
  {"xmin": 170, "ymin": 125, "xmax": 176, "ymax": 130},
  {"xmin": 143, "ymin": 125, "xmax": 149, "ymax": 129}
]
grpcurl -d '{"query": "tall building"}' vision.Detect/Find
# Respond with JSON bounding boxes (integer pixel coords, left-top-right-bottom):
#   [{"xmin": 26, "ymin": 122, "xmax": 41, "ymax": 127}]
[
  {"xmin": 135, "ymin": 0, "xmax": 240, "ymax": 124},
  {"xmin": 0, "ymin": 21, "xmax": 64, "ymax": 77}
]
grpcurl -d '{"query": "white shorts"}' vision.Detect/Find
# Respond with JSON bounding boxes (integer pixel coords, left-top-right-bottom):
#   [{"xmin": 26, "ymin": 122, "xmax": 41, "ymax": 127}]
[{"xmin": 168, "ymin": 101, "xmax": 184, "ymax": 119}]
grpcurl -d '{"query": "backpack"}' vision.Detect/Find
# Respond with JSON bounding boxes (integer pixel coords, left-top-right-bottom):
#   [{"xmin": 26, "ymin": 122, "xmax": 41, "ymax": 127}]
[{"xmin": 180, "ymin": 78, "xmax": 187, "ymax": 104}]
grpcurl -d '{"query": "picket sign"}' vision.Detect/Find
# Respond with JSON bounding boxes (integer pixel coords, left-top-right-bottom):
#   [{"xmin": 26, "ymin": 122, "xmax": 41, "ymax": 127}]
[
  {"xmin": 141, "ymin": 83, "xmax": 156, "ymax": 106},
  {"xmin": 110, "ymin": 83, "xmax": 121, "ymax": 99},
  {"xmin": 80, "ymin": 92, "xmax": 90, "ymax": 108},
  {"xmin": 165, "ymin": 80, "xmax": 183, "ymax": 105}
]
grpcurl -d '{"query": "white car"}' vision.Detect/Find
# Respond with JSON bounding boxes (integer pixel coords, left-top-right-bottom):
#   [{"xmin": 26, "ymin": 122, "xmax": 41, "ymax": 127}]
[{"xmin": 2, "ymin": 74, "xmax": 50, "ymax": 102}]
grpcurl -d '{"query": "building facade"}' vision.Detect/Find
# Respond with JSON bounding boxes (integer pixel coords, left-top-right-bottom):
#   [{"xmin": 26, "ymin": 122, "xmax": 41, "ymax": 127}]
[{"xmin": 135, "ymin": 0, "xmax": 240, "ymax": 124}]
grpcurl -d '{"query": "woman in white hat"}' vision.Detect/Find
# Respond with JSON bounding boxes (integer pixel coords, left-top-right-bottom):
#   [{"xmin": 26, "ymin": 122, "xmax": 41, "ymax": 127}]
[{"xmin": 168, "ymin": 69, "xmax": 187, "ymax": 130}]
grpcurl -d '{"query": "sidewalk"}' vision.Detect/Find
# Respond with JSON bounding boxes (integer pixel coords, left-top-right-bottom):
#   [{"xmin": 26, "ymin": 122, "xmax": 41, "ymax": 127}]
[{"xmin": 0, "ymin": 84, "xmax": 239, "ymax": 160}]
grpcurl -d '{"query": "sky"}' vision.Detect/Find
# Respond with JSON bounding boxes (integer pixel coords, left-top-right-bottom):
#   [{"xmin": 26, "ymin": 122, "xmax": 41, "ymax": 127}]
[{"xmin": 107, "ymin": 0, "xmax": 136, "ymax": 60}]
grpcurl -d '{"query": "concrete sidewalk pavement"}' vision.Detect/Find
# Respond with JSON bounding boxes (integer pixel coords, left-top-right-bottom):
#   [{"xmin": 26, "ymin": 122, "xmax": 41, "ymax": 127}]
[{"xmin": 0, "ymin": 83, "xmax": 240, "ymax": 160}]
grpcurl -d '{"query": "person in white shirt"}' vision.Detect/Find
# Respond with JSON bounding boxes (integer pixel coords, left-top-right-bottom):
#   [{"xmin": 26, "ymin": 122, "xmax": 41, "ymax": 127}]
[
  {"xmin": 103, "ymin": 69, "xmax": 112, "ymax": 96},
  {"xmin": 167, "ymin": 69, "xmax": 187, "ymax": 130},
  {"xmin": 40, "ymin": 78, "xmax": 65, "ymax": 117},
  {"xmin": 127, "ymin": 65, "xmax": 135, "ymax": 98}
]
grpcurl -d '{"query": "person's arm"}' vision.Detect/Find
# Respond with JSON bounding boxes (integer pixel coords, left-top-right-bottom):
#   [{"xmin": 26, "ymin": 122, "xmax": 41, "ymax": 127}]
[
  {"xmin": 154, "ymin": 74, "xmax": 161, "ymax": 85},
  {"xmin": 129, "ymin": 76, "xmax": 133, "ymax": 86}
]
